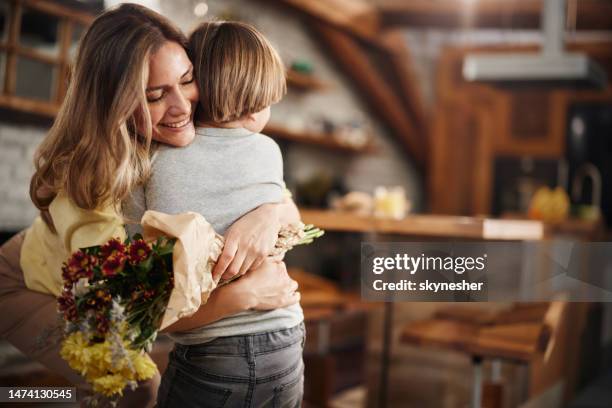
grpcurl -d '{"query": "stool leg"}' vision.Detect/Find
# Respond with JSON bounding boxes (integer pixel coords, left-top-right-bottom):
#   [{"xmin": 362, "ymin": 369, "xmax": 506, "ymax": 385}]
[
  {"xmin": 379, "ymin": 302, "xmax": 393, "ymax": 408},
  {"xmin": 491, "ymin": 359, "xmax": 502, "ymax": 382},
  {"xmin": 472, "ymin": 356, "xmax": 483, "ymax": 408}
]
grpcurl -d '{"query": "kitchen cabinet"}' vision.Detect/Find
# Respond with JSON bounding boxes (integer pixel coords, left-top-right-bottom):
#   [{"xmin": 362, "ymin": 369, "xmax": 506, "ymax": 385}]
[{"xmin": 430, "ymin": 42, "xmax": 612, "ymax": 217}]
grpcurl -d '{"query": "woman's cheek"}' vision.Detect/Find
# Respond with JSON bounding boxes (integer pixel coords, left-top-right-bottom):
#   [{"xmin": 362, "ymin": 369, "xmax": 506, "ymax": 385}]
[
  {"xmin": 147, "ymin": 104, "xmax": 164, "ymax": 129},
  {"xmin": 185, "ymin": 83, "xmax": 199, "ymax": 105}
]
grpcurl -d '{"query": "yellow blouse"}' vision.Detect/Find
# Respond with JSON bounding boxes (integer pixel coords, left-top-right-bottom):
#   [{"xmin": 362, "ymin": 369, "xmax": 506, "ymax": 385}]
[{"xmin": 20, "ymin": 192, "xmax": 126, "ymax": 297}]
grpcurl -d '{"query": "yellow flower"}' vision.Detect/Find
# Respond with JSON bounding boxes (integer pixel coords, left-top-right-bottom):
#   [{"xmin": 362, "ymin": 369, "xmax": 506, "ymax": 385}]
[
  {"xmin": 131, "ymin": 352, "xmax": 158, "ymax": 381},
  {"xmin": 60, "ymin": 332, "xmax": 91, "ymax": 374},
  {"xmin": 92, "ymin": 374, "xmax": 128, "ymax": 397},
  {"xmin": 59, "ymin": 323, "xmax": 157, "ymax": 398},
  {"xmin": 86, "ymin": 341, "xmax": 113, "ymax": 377}
]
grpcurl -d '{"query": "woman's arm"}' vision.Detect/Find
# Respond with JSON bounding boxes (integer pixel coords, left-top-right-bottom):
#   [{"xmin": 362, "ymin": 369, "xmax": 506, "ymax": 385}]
[
  {"xmin": 163, "ymin": 260, "xmax": 299, "ymax": 333},
  {"xmin": 212, "ymin": 196, "xmax": 301, "ymax": 281},
  {"xmin": 273, "ymin": 195, "xmax": 301, "ymax": 226}
]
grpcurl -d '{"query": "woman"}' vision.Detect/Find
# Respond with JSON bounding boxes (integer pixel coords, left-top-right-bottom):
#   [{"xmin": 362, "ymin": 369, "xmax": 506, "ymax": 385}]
[{"xmin": 0, "ymin": 4, "xmax": 300, "ymax": 406}]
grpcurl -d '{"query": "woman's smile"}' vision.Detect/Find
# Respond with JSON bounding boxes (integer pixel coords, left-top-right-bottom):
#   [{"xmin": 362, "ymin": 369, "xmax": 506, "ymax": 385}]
[{"xmin": 160, "ymin": 116, "xmax": 191, "ymax": 129}]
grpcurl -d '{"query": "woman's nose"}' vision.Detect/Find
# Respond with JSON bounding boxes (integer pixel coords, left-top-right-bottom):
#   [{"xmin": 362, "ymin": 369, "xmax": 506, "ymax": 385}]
[{"xmin": 167, "ymin": 87, "xmax": 192, "ymax": 115}]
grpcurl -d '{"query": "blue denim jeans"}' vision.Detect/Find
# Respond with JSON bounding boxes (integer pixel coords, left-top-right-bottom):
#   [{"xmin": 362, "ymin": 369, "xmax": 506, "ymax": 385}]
[{"xmin": 157, "ymin": 323, "xmax": 305, "ymax": 408}]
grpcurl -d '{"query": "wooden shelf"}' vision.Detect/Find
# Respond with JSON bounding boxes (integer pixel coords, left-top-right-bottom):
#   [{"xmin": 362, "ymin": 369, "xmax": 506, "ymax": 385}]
[
  {"xmin": 300, "ymin": 209, "xmax": 545, "ymax": 240},
  {"xmin": 264, "ymin": 123, "xmax": 376, "ymax": 154},
  {"xmin": 286, "ymin": 69, "xmax": 331, "ymax": 91}
]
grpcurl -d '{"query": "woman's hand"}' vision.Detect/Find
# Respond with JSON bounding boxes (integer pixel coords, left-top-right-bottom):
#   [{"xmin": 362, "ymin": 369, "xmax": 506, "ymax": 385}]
[
  {"xmin": 163, "ymin": 260, "xmax": 299, "ymax": 332},
  {"xmin": 213, "ymin": 197, "xmax": 300, "ymax": 282},
  {"xmin": 236, "ymin": 260, "xmax": 300, "ymax": 311}
]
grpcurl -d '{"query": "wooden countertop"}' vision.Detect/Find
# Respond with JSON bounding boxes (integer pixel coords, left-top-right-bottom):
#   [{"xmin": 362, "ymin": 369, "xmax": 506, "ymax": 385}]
[
  {"xmin": 502, "ymin": 212, "xmax": 606, "ymax": 240},
  {"xmin": 300, "ymin": 209, "xmax": 545, "ymax": 240}
]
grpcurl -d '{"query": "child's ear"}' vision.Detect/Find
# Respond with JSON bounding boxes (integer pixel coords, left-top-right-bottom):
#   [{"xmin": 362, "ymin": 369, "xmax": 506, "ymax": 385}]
[{"xmin": 244, "ymin": 113, "xmax": 257, "ymax": 123}]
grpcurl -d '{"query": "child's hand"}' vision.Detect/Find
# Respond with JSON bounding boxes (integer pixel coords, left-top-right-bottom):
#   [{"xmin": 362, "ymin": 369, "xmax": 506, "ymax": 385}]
[{"xmin": 213, "ymin": 203, "xmax": 282, "ymax": 281}]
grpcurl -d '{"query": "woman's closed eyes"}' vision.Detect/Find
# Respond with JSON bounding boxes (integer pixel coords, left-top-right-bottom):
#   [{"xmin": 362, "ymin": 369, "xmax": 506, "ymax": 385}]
[{"xmin": 146, "ymin": 70, "xmax": 195, "ymax": 103}]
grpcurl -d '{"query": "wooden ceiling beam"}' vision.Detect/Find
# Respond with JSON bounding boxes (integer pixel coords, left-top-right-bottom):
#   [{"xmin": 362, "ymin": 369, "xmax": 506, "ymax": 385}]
[
  {"xmin": 267, "ymin": 0, "xmax": 381, "ymax": 42},
  {"xmin": 311, "ymin": 22, "xmax": 425, "ymax": 167},
  {"xmin": 377, "ymin": 30, "xmax": 429, "ymax": 138},
  {"xmin": 377, "ymin": 0, "xmax": 612, "ymax": 31}
]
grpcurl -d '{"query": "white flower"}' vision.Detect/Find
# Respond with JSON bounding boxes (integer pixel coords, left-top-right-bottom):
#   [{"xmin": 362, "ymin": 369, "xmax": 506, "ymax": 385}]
[{"xmin": 73, "ymin": 278, "xmax": 91, "ymax": 297}]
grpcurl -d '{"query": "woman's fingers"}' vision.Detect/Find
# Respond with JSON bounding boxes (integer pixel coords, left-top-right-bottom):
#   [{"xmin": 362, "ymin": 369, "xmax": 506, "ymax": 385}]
[
  {"xmin": 213, "ymin": 240, "xmax": 238, "ymax": 280},
  {"xmin": 277, "ymin": 289, "xmax": 300, "ymax": 309},
  {"xmin": 221, "ymin": 245, "xmax": 248, "ymax": 281},
  {"xmin": 288, "ymin": 291, "xmax": 301, "ymax": 306},
  {"xmin": 288, "ymin": 279, "xmax": 298, "ymax": 293},
  {"xmin": 242, "ymin": 261, "xmax": 300, "ymax": 310},
  {"xmin": 238, "ymin": 250, "xmax": 257, "ymax": 278}
]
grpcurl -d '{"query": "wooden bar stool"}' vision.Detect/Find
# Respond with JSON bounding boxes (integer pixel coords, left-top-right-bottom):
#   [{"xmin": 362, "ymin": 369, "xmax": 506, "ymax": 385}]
[{"xmin": 400, "ymin": 302, "xmax": 563, "ymax": 408}]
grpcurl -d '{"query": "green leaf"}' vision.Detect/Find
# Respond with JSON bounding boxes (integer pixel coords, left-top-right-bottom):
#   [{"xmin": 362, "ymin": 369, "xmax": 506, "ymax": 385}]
[
  {"xmin": 137, "ymin": 256, "xmax": 154, "ymax": 272},
  {"xmin": 156, "ymin": 239, "xmax": 175, "ymax": 257}
]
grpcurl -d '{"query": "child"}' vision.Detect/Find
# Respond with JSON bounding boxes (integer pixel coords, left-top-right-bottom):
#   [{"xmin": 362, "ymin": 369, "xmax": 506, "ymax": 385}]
[{"xmin": 123, "ymin": 21, "xmax": 304, "ymax": 407}]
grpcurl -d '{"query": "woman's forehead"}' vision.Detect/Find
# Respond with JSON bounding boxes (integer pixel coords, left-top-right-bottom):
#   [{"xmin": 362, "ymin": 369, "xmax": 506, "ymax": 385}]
[{"xmin": 148, "ymin": 42, "xmax": 192, "ymax": 87}]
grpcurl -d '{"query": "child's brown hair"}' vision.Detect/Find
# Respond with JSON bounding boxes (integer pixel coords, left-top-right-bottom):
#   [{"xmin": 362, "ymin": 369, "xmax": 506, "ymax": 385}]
[{"xmin": 188, "ymin": 21, "xmax": 286, "ymax": 124}]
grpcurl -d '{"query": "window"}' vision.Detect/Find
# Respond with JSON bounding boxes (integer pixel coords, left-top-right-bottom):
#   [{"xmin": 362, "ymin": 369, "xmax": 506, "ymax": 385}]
[{"xmin": 0, "ymin": 0, "xmax": 93, "ymax": 116}]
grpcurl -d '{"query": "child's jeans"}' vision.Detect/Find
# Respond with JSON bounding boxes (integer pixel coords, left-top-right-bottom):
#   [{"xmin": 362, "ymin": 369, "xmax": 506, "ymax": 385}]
[{"xmin": 158, "ymin": 323, "xmax": 305, "ymax": 408}]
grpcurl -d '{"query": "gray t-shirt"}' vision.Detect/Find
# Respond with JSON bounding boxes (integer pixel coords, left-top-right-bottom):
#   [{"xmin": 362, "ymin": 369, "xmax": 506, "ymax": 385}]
[{"xmin": 123, "ymin": 126, "xmax": 303, "ymax": 344}]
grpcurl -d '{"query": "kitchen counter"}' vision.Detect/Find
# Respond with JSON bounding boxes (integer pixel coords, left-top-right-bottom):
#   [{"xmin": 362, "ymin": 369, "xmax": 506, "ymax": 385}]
[{"xmin": 300, "ymin": 209, "xmax": 545, "ymax": 240}]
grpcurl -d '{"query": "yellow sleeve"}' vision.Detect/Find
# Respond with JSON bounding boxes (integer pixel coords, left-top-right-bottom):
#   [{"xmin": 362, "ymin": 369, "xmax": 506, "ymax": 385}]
[
  {"xmin": 49, "ymin": 192, "xmax": 127, "ymax": 253},
  {"xmin": 21, "ymin": 193, "xmax": 127, "ymax": 297}
]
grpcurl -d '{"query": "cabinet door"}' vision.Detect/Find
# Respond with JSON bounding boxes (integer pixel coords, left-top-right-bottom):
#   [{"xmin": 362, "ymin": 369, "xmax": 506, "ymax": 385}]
[
  {"xmin": 429, "ymin": 102, "xmax": 493, "ymax": 215},
  {"xmin": 494, "ymin": 89, "xmax": 565, "ymax": 157}
]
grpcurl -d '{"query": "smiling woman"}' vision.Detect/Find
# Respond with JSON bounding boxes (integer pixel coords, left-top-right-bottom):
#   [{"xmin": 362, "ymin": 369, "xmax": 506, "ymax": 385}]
[
  {"xmin": 143, "ymin": 41, "xmax": 198, "ymax": 147},
  {"xmin": 0, "ymin": 3, "xmax": 301, "ymax": 407}
]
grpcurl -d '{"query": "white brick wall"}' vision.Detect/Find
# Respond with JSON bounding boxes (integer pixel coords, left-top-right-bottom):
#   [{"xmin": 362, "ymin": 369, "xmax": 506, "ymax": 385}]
[{"xmin": 0, "ymin": 123, "xmax": 46, "ymax": 231}]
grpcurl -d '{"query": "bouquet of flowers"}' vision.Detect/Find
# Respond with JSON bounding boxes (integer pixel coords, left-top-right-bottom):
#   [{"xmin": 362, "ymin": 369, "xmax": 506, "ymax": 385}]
[
  {"xmin": 57, "ymin": 235, "xmax": 174, "ymax": 402},
  {"xmin": 57, "ymin": 211, "xmax": 323, "ymax": 404}
]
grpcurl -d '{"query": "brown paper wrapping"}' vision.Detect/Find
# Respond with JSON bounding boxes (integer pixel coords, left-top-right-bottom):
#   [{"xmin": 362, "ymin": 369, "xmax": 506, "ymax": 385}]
[{"xmin": 141, "ymin": 210, "xmax": 223, "ymax": 330}]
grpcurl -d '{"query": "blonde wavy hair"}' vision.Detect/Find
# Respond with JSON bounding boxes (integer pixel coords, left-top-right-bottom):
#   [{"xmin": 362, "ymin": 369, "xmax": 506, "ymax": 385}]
[{"xmin": 30, "ymin": 3, "xmax": 186, "ymax": 229}]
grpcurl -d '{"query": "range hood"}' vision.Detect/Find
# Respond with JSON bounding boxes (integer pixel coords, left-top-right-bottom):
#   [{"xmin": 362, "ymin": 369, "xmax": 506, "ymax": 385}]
[{"xmin": 462, "ymin": 0, "xmax": 607, "ymax": 88}]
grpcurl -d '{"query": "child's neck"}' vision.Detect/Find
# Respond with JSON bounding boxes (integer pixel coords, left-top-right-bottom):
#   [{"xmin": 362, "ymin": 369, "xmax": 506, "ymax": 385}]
[
  {"xmin": 195, "ymin": 118, "xmax": 259, "ymax": 133},
  {"xmin": 197, "ymin": 120, "xmax": 244, "ymax": 129}
]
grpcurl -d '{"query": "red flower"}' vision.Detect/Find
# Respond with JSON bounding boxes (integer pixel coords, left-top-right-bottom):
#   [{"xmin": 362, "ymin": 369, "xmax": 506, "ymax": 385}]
[
  {"xmin": 95, "ymin": 289, "xmax": 112, "ymax": 303},
  {"xmin": 100, "ymin": 238, "xmax": 126, "ymax": 259},
  {"xmin": 128, "ymin": 240, "xmax": 152, "ymax": 265},
  {"xmin": 58, "ymin": 290, "xmax": 77, "ymax": 322},
  {"xmin": 95, "ymin": 314, "xmax": 109, "ymax": 335},
  {"xmin": 101, "ymin": 254, "xmax": 126, "ymax": 277},
  {"xmin": 61, "ymin": 251, "xmax": 96, "ymax": 284},
  {"xmin": 143, "ymin": 289, "xmax": 156, "ymax": 300}
]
